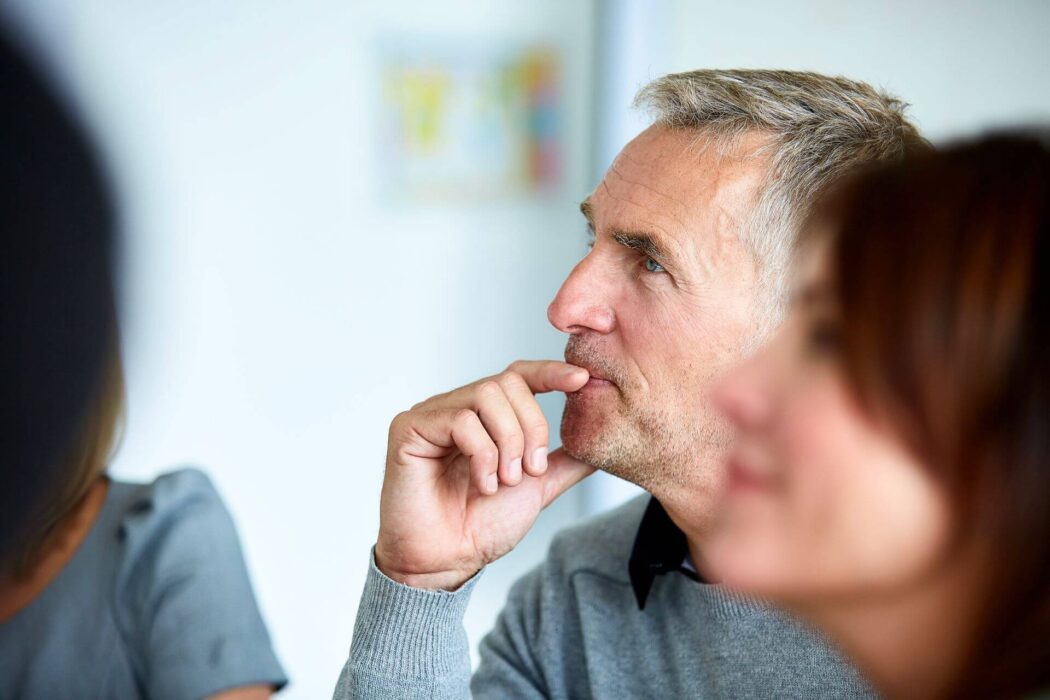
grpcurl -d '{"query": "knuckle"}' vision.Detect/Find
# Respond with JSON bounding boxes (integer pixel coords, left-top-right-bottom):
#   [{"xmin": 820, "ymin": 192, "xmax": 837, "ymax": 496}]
[
  {"xmin": 476, "ymin": 380, "xmax": 502, "ymax": 399},
  {"xmin": 506, "ymin": 360, "xmax": 528, "ymax": 374},
  {"xmin": 476, "ymin": 446, "xmax": 499, "ymax": 466},
  {"xmin": 453, "ymin": 408, "xmax": 477, "ymax": 426},
  {"xmin": 525, "ymin": 418, "xmax": 549, "ymax": 438},
  {"xmin": 494, "ymin": 427, "xmax": 525, "ymax": 450},
  {"xmin": 498, "ymin": 370, "xmax": 527, "ymax": 391},
  {"xmin": 389, "ymin": 410, "xmax": 411, "ymax": 434}
]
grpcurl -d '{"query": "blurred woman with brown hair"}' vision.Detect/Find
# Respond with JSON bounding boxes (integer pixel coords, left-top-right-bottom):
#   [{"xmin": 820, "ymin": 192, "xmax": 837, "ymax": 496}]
[{"xmin": 709, "ymin": 135, "xmax": 1050, "ymax": 699}]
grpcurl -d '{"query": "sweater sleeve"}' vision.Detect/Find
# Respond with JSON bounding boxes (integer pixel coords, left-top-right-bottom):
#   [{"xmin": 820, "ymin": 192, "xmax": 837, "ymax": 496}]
[
  {"xmin": 333, "ymin": 551, "xmax": 480, "ymax": 699},
  {"xmin": 334, "ymin": 553, "xmax": 555, "ymax": 700}
]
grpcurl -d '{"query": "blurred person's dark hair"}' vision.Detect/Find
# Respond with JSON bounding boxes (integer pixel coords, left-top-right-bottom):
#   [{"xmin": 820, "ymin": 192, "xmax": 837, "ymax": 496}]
[
  {"xmin": 812, "ymin": 134, "xmax": 1050, "ymax": 697},
  {"xmin": 0, "ymin": 25, "xmax": 290, "ymax": 700},
  {"xmin": 0, "ymin": 26, "xmax": 120, "ymax": 574}
]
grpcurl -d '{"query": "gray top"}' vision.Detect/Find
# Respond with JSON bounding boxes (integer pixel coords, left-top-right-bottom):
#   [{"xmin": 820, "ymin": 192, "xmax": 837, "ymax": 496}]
[
  {"xmin": 335, "ymin": 494, "xmax": 875, "ymax": 699},
  {"xmin": 0, "ymin": 468, "xmax": 287, "ymax": 700}
]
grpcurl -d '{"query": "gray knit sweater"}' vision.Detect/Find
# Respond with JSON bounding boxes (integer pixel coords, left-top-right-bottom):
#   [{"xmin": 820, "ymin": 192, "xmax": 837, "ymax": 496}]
[{"xmin": 334, "ymin": 495, "xmax": 875, "ymax": 699}]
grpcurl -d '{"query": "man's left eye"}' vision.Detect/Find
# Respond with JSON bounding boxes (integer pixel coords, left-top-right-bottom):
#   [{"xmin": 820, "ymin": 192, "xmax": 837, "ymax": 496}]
[{"xmin": 644, "ymin": 258, "xmax": 665, "ymax": 273}]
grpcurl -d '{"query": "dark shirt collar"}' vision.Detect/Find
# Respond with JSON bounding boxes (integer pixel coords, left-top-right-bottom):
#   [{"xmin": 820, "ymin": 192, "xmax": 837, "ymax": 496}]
[{"xmin": 628, "ymin": 497, "xmax": 703, "ymax": 610}]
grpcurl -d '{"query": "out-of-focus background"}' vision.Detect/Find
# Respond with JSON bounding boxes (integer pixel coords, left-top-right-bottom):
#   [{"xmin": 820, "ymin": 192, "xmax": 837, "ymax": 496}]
[{"xmin": 4, "ymin": 1, "xmax": 1049, "ymax": 696}]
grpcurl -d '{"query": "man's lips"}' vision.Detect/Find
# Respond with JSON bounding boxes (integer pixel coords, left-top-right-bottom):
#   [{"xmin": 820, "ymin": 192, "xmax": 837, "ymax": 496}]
[
  {"xmin": 564, "ymin": 359, "xmax": 616, "ymax": 388},
  {"xmin": 580, "ymin": 367, "xmax": 610, "ymax": 382},
  {"xmin": 583, "ymin": 376, "xmax": 614, "ymax": 389}
]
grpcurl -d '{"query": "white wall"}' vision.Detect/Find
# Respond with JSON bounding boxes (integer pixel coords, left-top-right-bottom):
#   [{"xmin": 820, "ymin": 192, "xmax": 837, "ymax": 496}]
[
  {"xmin": 5, "ymin": 1, "xmax": 595, "ymax": 697},
  {"xmin": 590, "ymin": 0, "xmax": 1050, "ymax": 150},
  {"xmin": 667, "ymin": 0, "xmax": 1050, "ymax": 141}
]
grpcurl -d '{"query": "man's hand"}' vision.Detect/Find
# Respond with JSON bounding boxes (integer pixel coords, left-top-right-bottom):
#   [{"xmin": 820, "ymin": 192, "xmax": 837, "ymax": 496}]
[{"xmin": 374, "ymin": 360, "xmax": 594, "ymax": 591}]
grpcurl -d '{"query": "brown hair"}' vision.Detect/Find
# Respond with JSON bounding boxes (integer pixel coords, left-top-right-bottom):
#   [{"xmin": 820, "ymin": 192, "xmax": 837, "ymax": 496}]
[
  {"xmin": 8, "ymin": 334, "xmax": 125, "ymax": 578},
  {"xmin": 819, "ymin": 135, "xmax": 1050, "ymax": 697}
]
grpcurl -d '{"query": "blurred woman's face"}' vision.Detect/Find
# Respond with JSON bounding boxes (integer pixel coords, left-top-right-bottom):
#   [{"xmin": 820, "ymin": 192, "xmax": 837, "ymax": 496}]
[{"xmin": 707, "ymin": 243, "xmax": 953, "ymax": 605}]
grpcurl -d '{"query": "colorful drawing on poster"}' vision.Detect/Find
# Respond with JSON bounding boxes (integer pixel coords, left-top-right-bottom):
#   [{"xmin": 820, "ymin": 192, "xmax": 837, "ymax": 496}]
[{"xmin": 379, "ymin": 43, "xmax": 562, "ymax": 202}]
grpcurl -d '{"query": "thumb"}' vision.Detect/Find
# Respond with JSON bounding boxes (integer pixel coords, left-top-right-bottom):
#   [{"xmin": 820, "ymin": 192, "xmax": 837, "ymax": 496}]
[{"xmin": 540, "ymin": 448, "xmax": 596, "ymax": 507}]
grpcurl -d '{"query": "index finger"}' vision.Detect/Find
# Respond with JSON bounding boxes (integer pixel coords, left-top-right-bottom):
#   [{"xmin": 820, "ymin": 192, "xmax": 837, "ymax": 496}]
[{"xmin": 503, "ymin": 360, "xmax": 589, "ymax": 394}]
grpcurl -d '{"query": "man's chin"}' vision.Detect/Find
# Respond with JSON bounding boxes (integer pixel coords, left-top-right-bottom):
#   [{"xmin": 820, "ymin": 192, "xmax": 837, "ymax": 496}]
[
  {"xmin": 559, "ymin": 403, "xmax": 666, "ymax": 492},
  {"xmin": 559, "ymin": 435, "xmax": 602, "ymax": 468},
  {"xmin": 560, "ymin": 410, "xmax": 629, "ymax": 474}
]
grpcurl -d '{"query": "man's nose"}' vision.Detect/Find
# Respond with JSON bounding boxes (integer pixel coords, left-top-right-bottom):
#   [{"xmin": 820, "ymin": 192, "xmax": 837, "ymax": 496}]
[{"xmin": 547, "ymin": 256, "xmax": 616, "ymax": 335}]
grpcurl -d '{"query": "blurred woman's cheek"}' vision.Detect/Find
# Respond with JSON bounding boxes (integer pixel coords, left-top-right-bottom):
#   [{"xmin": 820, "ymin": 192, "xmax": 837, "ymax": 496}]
[
  {"xmin": 713, "ymin": 314, "xmax": 947, "ymax": 599},
  {"xmin": 776, "ymin": 372, "xmax": 953, "ymax": 596},
  {"xmin": 707, "ymin": 321, "xmax": 813, "ymax": 591}
]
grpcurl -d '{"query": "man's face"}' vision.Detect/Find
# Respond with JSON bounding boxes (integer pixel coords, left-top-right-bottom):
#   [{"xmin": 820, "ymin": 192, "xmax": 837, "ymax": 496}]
[{"xmin": 548, "ymin": 125, "xmax": 768, "ymax": 503}]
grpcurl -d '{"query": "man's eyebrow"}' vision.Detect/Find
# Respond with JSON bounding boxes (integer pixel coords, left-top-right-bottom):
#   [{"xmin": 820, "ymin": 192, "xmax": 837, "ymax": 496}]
[
  {"xmin": 579, "ymin": 198, "xmax": 595, "ymax": 230},
  {"xmin": 578, "ymin": 198, "xmax": 670, "ymax": 261},
  {"xmin": 611, "ymin": 230, "xmax": 670, "ymax": 262}
]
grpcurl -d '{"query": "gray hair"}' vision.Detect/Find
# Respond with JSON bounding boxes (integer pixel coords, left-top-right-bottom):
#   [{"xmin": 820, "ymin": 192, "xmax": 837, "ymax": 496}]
[{"xmin": 635, "ymin": 69, "xmax": 928, "ymax": 339}]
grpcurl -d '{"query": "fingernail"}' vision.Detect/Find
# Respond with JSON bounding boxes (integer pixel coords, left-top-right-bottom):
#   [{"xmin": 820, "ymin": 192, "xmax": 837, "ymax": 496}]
[
  {"xmin": 532, "ymin": 447, "xmax": 548, "ymax": 474},
  {"xmin": 510, "ymin": 457, "xmax": 522, "ymax": 482},
  {"xmin": 486, "ymin": 474, "xmax": 499, "ymax": 494}
]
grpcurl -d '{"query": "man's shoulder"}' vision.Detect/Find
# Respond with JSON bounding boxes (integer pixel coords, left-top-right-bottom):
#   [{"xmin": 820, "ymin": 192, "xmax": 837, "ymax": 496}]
[{"xmin": 544, "ymin": 493, "xmax": 650, "ymax": 583}]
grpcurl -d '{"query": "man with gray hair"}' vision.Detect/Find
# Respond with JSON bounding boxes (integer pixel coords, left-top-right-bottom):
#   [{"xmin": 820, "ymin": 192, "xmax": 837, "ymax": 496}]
[{"xmin": 335, "ymin": 70, "xmax": 926, "ymax": 698}]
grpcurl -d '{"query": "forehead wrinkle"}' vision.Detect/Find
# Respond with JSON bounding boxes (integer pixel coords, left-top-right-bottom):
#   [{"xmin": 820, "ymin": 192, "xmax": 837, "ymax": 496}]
[
  {"xmin": 605, "ymin": 159, "xmax": 692, "ymax": 232},
  {"xmin": 604, "ymin": 158, "xmax": 692, "ymax": 224},
  {"xmin": 613, "ymin": 132, "xmax": 728, "ymax": 218},
  {"xmin": 598, "ymin": 176, "xmax": 684, "ymax": 258}
]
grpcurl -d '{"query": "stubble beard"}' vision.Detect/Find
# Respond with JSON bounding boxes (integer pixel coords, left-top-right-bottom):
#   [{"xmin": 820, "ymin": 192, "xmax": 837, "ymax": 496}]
[{"xmin": 560, "ymin": 339, "xmax": 732, "ymax": 497}]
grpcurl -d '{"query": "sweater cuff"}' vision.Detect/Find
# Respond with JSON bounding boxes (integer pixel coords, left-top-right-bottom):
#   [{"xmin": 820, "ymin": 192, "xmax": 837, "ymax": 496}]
[{"xmin": 348, "ymin": 549, "xmax": 482, "ymax": 678}]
